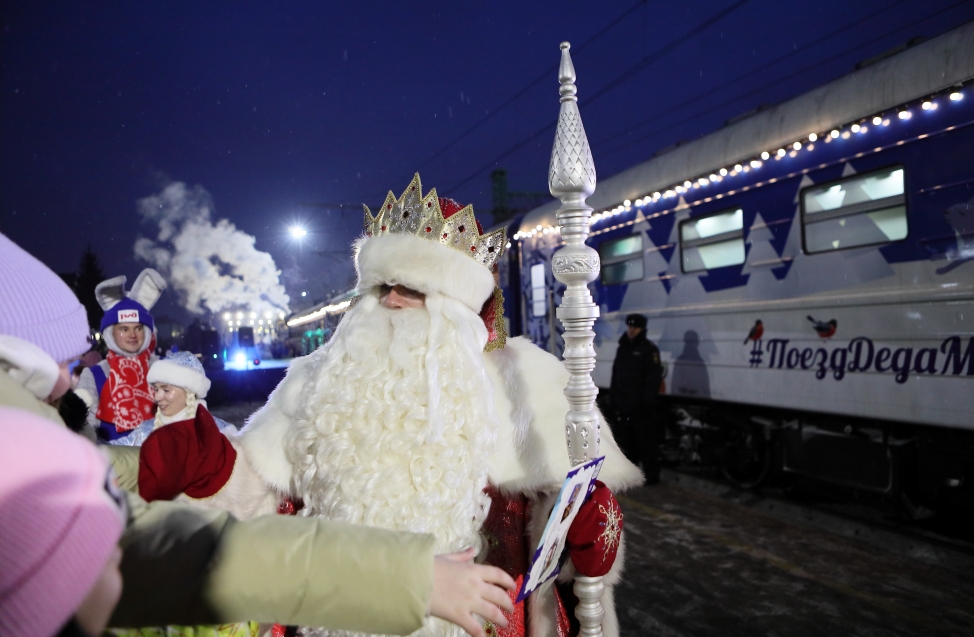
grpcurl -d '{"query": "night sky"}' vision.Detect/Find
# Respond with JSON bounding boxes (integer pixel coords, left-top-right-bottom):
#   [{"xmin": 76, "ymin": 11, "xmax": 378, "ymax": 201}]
[{"xmin": 2, "ymin": 1, "xmax": 972, "ymax": 320}]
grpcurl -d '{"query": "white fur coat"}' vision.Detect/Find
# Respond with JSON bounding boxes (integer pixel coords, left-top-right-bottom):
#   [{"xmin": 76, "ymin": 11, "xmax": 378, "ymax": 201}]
[{"xmin": 240, "ymin": 336, "xmax": 643, "ymax": 637}]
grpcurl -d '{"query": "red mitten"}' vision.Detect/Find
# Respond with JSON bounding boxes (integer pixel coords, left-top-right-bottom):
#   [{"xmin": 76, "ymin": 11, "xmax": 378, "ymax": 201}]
[
  {"xmin": 139, "ymin": 404, "xmax": 236, "ymax": 502},
  {"xmin": 566, "ymin": 481, "xmax": 623, "ymax": 576}
]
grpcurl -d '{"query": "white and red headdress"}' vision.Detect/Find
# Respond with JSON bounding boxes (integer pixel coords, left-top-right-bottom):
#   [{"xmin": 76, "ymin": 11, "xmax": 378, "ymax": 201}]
[{"xmin": 356, "ymin": 173, "xmax": 506, "ymax": 313}]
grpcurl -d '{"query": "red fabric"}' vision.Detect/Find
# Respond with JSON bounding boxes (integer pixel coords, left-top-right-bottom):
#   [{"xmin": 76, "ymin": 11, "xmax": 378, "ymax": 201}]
[
  {"xmin": 566, "ymin": 481, "xmax": 623, "ymax": 577},
  {"xmin": 277, "ymin": 496, "xmax": 303, "ymax": 515},
  {"xmin": 96, "ymin": 341, "xmax": 157, "ymax": 431},
  {"xmin": 479, "ymin": 291, "xmax": 502, "ymax": 347},
  {"xmin": 438, "ymin": 196, "xmax": 485, "ymax": 233},
  {"xmin": 482, "ymin": 486, "xmax": 572, "ymax": 637},
  {"xmin": 138, "ymin": 404, "xmax": 237, "ymax": 502}
]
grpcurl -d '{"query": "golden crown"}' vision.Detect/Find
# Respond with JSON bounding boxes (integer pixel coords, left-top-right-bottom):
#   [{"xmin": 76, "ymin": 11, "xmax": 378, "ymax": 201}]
[{"xmin": 364, "ymin": 173, "xmax": 507, "ymax": 271}]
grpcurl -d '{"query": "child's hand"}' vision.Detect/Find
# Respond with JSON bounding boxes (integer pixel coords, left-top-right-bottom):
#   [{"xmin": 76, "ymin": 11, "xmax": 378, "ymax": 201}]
[{"xmin": 430, "ymin": 548, "xmax": 516, "ymax": 637}]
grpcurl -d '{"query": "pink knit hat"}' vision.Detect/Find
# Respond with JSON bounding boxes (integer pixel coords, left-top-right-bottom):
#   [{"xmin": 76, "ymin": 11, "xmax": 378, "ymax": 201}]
[
  {"xmin": 0, "ymin": 233, "xmax": 91, "ymax": 364},
  {"xmin": 0, "ymin": 407, "xmax": 126, "ymax": 637}
]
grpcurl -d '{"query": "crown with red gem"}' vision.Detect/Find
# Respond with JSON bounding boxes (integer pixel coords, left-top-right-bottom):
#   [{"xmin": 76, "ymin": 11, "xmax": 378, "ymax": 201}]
[{"xmin": 364, "ymin": 173, "xmax": 506, "ymax": 270}]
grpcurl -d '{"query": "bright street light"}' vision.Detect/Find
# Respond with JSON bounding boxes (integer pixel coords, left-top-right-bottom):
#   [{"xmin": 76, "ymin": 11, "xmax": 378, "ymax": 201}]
[{"xmin": 289, "ymin": 225, "xmax": 308, "ymax": 239}]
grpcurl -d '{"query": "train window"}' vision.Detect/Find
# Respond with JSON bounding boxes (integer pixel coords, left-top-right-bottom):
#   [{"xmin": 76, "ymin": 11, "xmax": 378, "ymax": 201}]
[
  {"xmin": 679, "ymin": 208, "xmax": 745, "ymax": 273},
  {"xmin": 530, "ymin": 263, "xmax": 547, "ymax": 317},
  {"xmin": 599, "ymin": 234, "xmax": 644, "ymax": 285},
  {"xmin": 801, "ymin": 166, "xmax": 907, "ymax": 253}
]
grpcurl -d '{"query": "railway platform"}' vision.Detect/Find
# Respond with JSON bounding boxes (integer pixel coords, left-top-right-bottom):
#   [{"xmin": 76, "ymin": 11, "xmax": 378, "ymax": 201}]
[{"xmin": 615, "ymin": 470, "xmax": 974, "ymax": 636}]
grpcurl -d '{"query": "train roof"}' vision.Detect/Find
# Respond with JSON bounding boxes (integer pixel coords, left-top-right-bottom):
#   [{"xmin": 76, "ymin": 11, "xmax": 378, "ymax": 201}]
[{"xmin": 521, "ymin": 21, "xmax": 974, "ymax": 233}]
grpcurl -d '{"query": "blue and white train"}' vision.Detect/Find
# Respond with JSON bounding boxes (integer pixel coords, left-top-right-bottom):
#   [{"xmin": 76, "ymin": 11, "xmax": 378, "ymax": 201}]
[{"xmin": 499, "ymin": 24, "xmax": 974, "ymax": 512}]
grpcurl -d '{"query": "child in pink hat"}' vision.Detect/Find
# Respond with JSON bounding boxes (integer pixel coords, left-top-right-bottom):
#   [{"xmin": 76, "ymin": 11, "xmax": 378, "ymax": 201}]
[{"xmin": 0, "ymin": 406, "xmax": 127, "ymax": 637}]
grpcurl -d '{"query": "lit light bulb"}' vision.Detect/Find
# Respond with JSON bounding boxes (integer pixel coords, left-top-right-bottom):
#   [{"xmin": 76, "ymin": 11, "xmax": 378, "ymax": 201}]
[
  {"xmin": 859, "ymin": 125, "xmax": 868, "ymax": 133},
  {"xmin": 710, "ymin": 174, "xmax": 718, "ymax": 182},
  {"xmin": 830, "ymin": 130, "xmax": 840, "ymax": 138},
  {"xmin": 750, "ymin": 159, "xmax": 761, "ymax": 168},
  {"xmin": 289, "ymin": 225, "xmax": 307, "ymax": 239},
  {"xmin": 719, "ymin": 168, "xmax": 727, "ymax": 176},
  {"xmin": 624, "ymin": 199, "xmax": 631, "ymax": 207},
  {"xmin": 898, "ymin": 110, "xmax": 911, "ymax": 119},
  {"xmin": 851, "ymin": 124, "xmax": 860, "ymax": 133},
  {"xmin": 882, "ymin": 119, "xmax": 890, "ymax": 126},
  {"xmin": 921, "ymin": 101, "xmax": 932, "ymax": 110},
  {"xmin": 949, "ymin": 91, "xmax": 963, "ymax": 101},
  {"xmin": 676, "ymin": 185, "xmax": 684, "ymax": 193},
  {"xmin": 653, "ymin": 191, "xmax": 661, "ymax": 198},
  {"xmin": 793, "ymin": 141, "xmax": 802, "ymax": 150},
  {"xmin": 734, "ymin": 164, "xmax": 743, "ymax": 172},
  {"xmin": 776, "ymin": 149, "xmax": 786, "ymax": 158},
  {"xmin": 872, "ymin": 116, "xmax": 882, "ymax": 125},
  {"xmin": 808, "ymin": 133, "xmax": 818, "ymax": 142},
  {"xmin": 761, "ymin": 151, "xmax": 770, "ymax": 160},
  {"xmin": 683, "ymin": 180, "xmax": 692, "ymax": 188}
]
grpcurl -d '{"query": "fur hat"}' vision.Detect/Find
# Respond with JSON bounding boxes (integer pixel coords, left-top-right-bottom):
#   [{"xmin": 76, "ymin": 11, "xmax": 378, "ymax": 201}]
[
  {"xmin": 0, "ymin": 407, "xmax": 126, "ymax": 637},
  {"xmin": 96, "ymin": 269, "xmax": 166, "ymax": 332},
  {"xmin": 625, "ymin": 314, "xmax": 647, "ymax": 329},
  {"xmin": 355, "ymin": 184, "xmax": 502, "ymax": 313},
  {"xmin": 0, "ymin": 232, "xmax": 91, "ymax": 364},
  {"xmin": 147, "ymin": 351, "xmax": 211, "ymax": 398}
]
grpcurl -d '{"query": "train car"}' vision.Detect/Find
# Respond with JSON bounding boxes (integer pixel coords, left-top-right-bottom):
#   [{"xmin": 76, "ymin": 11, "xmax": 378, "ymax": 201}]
[{"xmin": 510, "ymin": 24, "xmax": 974, "ymax": 513}]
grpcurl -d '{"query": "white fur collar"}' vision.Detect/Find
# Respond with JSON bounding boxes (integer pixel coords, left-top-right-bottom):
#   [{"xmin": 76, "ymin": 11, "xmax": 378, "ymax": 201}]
[{"xmin": 484, "ymin": 337, "xmax": 643, "ymax": 494}]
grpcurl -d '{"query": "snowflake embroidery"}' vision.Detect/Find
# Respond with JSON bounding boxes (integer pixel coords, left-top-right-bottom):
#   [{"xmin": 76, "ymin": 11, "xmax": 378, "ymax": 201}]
[{"xmin": 597, "ymin": 502, "xmax": 622, "ymax": 562}]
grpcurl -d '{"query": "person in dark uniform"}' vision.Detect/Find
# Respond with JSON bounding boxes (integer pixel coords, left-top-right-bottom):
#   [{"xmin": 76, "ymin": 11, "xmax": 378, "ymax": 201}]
[{"xmin": 610, "ymin": 314, "xmax": 664, "ymax": 484}]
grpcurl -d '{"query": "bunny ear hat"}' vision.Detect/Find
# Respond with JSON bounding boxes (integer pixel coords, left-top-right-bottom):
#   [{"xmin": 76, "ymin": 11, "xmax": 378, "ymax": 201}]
[
  {"xmin": 96, "ymin": 269, "xmax": 167, "ymax": 354},
  {"xmin": 95, "ymin": 269, "xmax": 166, "ymax": 314}
]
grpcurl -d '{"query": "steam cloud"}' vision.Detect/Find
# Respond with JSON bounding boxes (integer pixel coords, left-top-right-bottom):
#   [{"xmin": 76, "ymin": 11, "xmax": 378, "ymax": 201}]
[{"xmin": 134, "ymin": 181, "xmax": 290, "ymax": 316}]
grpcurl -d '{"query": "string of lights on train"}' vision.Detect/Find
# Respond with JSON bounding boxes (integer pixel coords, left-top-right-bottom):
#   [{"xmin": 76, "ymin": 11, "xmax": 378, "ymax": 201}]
[{"xmin": 510, "ymin": 84, "xmax": 967, "ymax": 244}]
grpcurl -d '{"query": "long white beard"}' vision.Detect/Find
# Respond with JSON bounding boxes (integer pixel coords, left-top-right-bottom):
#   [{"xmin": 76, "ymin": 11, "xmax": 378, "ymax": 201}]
[{"xmin": 284, "ymin": 292, "xmax": 498, "ymax": 557}]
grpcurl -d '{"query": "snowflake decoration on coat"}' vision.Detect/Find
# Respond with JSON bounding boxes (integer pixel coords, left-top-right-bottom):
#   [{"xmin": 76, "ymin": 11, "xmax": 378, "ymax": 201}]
[{"xmin": 598, "ymin": 502, "xmax": 622, "ymax": 561}]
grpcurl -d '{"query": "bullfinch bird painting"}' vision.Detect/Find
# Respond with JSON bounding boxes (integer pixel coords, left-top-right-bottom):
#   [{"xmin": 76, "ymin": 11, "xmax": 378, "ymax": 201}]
[
  {"xmin": 743, "ymin": 319, "xmax": 763, "ymax": 344},
  {"xmin": 808, "ymin": 315, "xmax": 838, "ymax": 338}
]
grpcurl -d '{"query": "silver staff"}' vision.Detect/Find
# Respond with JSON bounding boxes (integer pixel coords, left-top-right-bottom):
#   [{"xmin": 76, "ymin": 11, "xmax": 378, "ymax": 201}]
[{"xmin": 548, "ymin": 41, "xmax": 605, "ymax": 636}]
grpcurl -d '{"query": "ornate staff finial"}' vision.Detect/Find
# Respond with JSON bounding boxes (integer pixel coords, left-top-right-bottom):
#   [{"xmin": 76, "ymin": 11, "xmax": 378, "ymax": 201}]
[
  {"xmin": 549, "ymin": 42, "xmax": 596, "ymax": 201},
  {"xmin": 549, "ymin": 41, "xmax": 599, "ymax": 467},
  {"xmin": 548, "ymin": 41, "xmax": 605, "ymax": 637}
]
